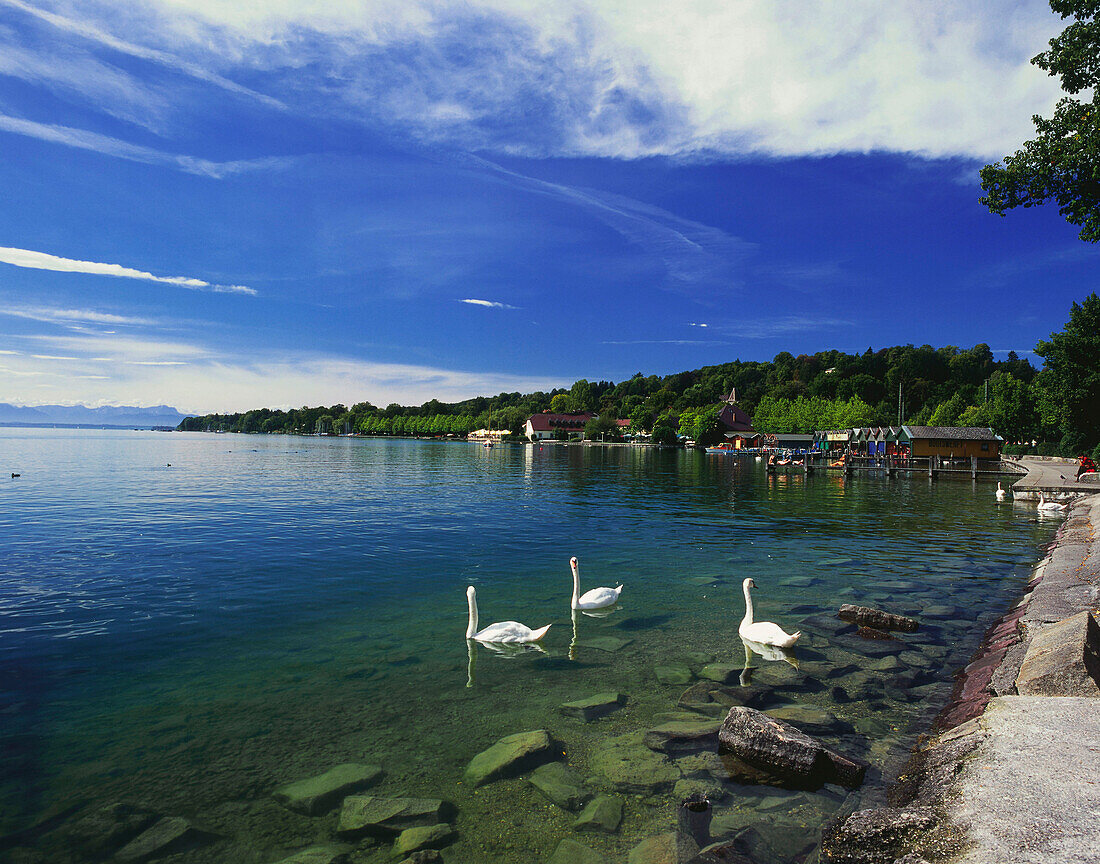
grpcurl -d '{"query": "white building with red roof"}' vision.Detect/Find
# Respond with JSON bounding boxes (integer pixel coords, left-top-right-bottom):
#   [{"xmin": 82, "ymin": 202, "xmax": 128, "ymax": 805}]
[{"xmin": 524, "ymin": 412, "xmax": 595, "ymax": 441}]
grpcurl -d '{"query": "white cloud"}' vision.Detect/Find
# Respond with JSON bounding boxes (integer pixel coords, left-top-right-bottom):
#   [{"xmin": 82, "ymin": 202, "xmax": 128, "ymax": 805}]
[
  {"xmin": 0, "ymin": 344, "xmax": 570, "ymax": 413},
  {"xmin": 688, "ymin": 322, "xmax": 708, "ymax": 328},
  {"xmin": 11, "ymin": 0, "xmax": 1062, "ymax": 161},
  {"xmin": 0, "ymin": 246, "xmax": 257, "ymax": 295},
  {"xmin": 0, "ymin": 113, "xmax": 292, "ymax": 178},
  {"xmin": 0, "ymin": 305, "xmax": 159, "ymax": 326},
  {"xmin": 459, "ymin": 298, "xmax": 517, "ymax": 309}
]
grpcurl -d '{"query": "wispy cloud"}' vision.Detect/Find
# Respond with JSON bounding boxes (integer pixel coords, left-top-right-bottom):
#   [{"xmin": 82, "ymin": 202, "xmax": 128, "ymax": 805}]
[
  {"xmin": 0, "ymin": 0, "xmax": 285, "ymax": 110},
  {"xmin": 0, "ymin": 342, "xmax": 571, "ymax": 414},
  {"xmin": 0, "ymin": 246, "xmax": 257, "ymax": 295},
  {"xmin": 0, "ymin": 113, "xmax": 291, "ymax": 179},
  {"xmin": 687, "ymin": 322, "xmax": 708, "ymax": 328},
  {"xmin": 718, "ymin": 317, "xmax": 853, "ymax": 339},
  {"xmin": 0, "ymin": 305, "xmax": 159, "ymax": 327},
  {"xmin": 459, "ymin": 298, "xmax": 517, "ymax": 309},
  {"xmin": 601, "ymin": 339, "xmax": 721, "ymax": 346},
  {"xmin": 2, "ymin": 1, "xmax": 1064, "ymax": 162}
]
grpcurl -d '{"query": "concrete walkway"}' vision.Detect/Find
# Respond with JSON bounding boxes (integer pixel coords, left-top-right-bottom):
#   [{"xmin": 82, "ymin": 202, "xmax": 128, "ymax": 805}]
[{"xmin": 1009, "ymin": 456, "xmax": 1099, "ymax": 495}]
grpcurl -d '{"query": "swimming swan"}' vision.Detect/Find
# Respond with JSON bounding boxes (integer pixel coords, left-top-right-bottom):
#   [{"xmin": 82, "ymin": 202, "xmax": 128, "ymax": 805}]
[
  {"xmin": 995, "ymin": 481, "xmax": 1007, "ymax": 502},
  {"xmin": 739, "ymin": 578, "xmax": 800, "ymax": 648},
  {"xmin": 465, "ymin": 585, "xmax": 551, "ymax": 643},
  {"xmin": 570, "ymin": 556, "xmax": 622, "ymax": 611},
  {"xmin": 1037, "ymin": 491, "xmax": 1066, "ymax": 513}
]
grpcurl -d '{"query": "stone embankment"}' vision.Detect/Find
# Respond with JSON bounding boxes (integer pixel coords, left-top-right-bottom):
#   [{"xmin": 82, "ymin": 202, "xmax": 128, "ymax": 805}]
[{"xmin": 822, "ymin": 494, "xmax": 1100, "ymax": 864}]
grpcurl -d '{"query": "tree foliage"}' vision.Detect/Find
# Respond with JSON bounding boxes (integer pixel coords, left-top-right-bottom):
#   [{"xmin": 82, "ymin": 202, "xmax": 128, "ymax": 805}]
[
  {"xmin": 1034, "ymin": 292, "xmax": 1100, "ymax": 451},
  {"xmin": 980, "ymin": 0, "xmax": 1100, "ymax": 241}
]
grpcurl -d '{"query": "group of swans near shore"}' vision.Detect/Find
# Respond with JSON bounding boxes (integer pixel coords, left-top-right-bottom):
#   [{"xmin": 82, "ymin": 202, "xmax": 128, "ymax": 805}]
[
  {"xmin": 466, "ymin": 561, "xmax": 801, "ymax": 650},
  {"xmin": 465, "ymin": 557, "xmax": 623, "ymax": 644}
]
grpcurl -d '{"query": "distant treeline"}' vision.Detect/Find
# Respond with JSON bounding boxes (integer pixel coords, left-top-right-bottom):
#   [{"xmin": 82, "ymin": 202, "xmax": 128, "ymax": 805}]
[
  {"xmin": 180, "ymin": 343, "xmax": 1035, "ymax": 439},
  {"xmin": 179, "ymin": 295, "xmax": 1100, "ymax": 461}
]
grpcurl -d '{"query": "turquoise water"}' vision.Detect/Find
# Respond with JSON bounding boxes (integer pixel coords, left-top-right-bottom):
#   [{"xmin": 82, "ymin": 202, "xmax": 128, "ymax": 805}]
[{"xmin": 0, "ymin": 430, "xmax": 1055, "ymax": 863}]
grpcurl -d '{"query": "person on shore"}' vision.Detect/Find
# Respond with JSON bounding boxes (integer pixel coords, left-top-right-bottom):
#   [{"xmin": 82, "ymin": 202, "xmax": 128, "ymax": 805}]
[{"xmin": 1077, "ymin": 454, "xmax": 1097, "ymax": 480}]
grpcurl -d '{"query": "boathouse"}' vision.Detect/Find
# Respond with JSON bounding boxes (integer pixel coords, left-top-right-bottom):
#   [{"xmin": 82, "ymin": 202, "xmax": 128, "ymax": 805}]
[
  {"xmin": 898, "ymin": 426, "xmax": 1003, "ymax": 460},
  {"xmin": 524, "ymin": 412, "xmax": 595, "ymax": 441}
]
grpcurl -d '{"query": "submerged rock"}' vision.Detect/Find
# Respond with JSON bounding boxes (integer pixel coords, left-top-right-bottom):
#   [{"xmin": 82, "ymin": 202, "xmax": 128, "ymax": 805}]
[
  {"xmin": 820, "ymin": 806, "xmax": 939, "ymax": 864},
  {"xmin": 718, "ymin": 707, "xmax": 866, "ymax": 790},
  {"xmin": 656, "ymin": 664, "xmax": 694, "ymax": 685},
  {"xmin": 766, "ymin": 705, "xmax": 854, "ymax": 737},
  {"xmin": 392, "ymin": 823, "xmax": 455, "ymax": 857},
  {"xmin": 698, "ymin": 664, "xmax": 741, "ymax": 685},
  {"xmin": 271, "ymin": 845, "xmax": 351, "ymax": 864},
  {"xmin": 643, "ymin": 719, "xmax": 722, "ymax": 754},
  {"xmin": 838, "ymin": 605, "xmax": 918, "ymax": 633},
  {"xmin": 61, "ymin": 802, "xmax": 157, "ymax": 858},
  {"xmin": 528, "ymin": 762, "xmax": 592, "ymax": 811},
  {"xmin": 577, "ymin": 636, "xmax": 633, "ymax": 653},
  {"xmin": 115, "ymin": 817, "xmax": 213, "ymax": 862},
  {"xmin": 273, "ymin": 763, "xmax": 383, "ymax": 816},
  {"xmin": 590, "ymin": 732, "xmax": 680, "ymax": 794},
  {"xmin": 628, "ymin": 832, "xmax": 699, "ymax": 864},
  {"xmin": 559, "ymin": 692, "xmax": 627, "ymax": 721},
  {"xmin": 572, "ymin": 795, "xmax": 622, "ymax": 833},
  {"xmin": 336, "ymin": 796, "xmax": 454, "ymax": 839},
  {"xmin": 548, "ymin": 838, "xmax": 608, "ymax": 864},
  {"xmin": 464, "ymin": 730, "xmax": 561, "ymax": 787}
]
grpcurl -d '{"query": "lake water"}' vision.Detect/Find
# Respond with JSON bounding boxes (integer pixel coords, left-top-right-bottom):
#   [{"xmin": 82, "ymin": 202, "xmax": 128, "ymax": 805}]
[{"xmin": 0, "ymin": 430, "xmax": 1056, "ymax": 863}]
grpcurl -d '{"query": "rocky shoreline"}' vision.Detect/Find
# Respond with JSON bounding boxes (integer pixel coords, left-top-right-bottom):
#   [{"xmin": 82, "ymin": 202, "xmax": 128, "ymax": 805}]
[{"xmin": 822, "ymin": 494, "xmax": 1100, "ymax": 864}]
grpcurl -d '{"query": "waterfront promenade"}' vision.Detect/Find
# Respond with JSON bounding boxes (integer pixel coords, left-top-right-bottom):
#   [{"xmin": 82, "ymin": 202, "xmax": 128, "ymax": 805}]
[
  {"xmin": 1008, "ymin": 455, "xmax": 1100, "ymax": 496},
  {"xmin": 825, "ymin": 491, "xmax": 1100, "ymax": 864}
]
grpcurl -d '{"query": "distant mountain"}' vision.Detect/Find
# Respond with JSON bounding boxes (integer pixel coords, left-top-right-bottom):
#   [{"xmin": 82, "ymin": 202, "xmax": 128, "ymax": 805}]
[{"xmin": 0, "ymin": 403, "xmax": 188, "ymax": 428}]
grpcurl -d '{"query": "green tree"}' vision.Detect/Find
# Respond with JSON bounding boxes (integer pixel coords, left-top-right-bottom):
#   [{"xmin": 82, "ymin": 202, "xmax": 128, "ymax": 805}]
[
  {"xmin": 980, "ymin": 0, "xmax": 1100, "ymax": 241},
  {"xmin": 550, "ymin": 393, "xmax": 578, "ymax": 413},
  {"xmin": 585, "ymin": 415, "xmax": 620, "ymax": 441},
  {"xmin": 1034, "ymin": 293, "xmax": 1100, "ymax": 451}
]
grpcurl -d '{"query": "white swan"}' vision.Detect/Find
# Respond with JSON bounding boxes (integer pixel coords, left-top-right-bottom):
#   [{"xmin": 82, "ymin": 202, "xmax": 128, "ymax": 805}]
[
  {"xmin": 1037, "ymin": 491, "xmax": 1066, "ymax": 513},
  {"xmin": 739, "ymin": 578, "xmax": 800, "ymax": 648},
  {"xmin": 570, "ymin": 557, "xmax": 622, "ymax": 611},
  {"xmin": 465, "ymin": 585, "xmax": 551, "ymax": 643},
  {"xmin": 995, "ymin": 481, "xmax": 1007, "ymax": 502}
]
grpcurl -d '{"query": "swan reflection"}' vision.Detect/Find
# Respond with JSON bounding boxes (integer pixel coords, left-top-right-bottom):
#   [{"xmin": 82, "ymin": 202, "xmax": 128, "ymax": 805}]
[
  {"xmin": 466, "ymin": 637, "xmax": 547, "ymax": 687},
  {"xmin": 739, "ymin": 636, "xmax": 799, "ymax": 685}
]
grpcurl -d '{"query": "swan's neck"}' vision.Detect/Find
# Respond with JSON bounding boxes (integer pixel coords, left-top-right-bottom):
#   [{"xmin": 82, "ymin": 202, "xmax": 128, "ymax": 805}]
[
  {"xmin": 742, "ymin": 583, "xmax": 754, "ymax": 627},
  {"xmin": 570, "ymin": 565, "xmax": 580, "ymax": 608},
  {"xmin": 466, "ymin": 592, "xmax": 478, "ymax": 639}
]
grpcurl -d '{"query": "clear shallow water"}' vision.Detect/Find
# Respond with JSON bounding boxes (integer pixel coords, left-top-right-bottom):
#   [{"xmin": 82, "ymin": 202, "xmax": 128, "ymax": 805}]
[{"xmin": 0, "ymin": 430, "xmax": 1056, "ymax": 863}]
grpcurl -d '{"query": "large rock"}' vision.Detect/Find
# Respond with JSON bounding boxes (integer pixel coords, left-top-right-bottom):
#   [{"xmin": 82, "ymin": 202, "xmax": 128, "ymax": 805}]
[
  {"xmin": 464, "ymin": 730, "xmax": 561, "ymax": 787},
  {"xmin": 559, "ymin": 692, "xmax": 627, "ymax": 721},
  {"xmin": 392, "ymin": 824, "xmax": 455, "ymax": 857},
  {"xmin": 837, "ymin": 605, "xmax": 918, "ymax": 633},
  {"xmin": 643, "ymin": 719, "xmax": 722, "ymax": 754},
  {"xmin": 1015, "ymin": 611, "xmax": 1100, "ymax": 696},
  {"xmin": 273, "ymin": 763, "xmax": 383, "ymax": 816},
  {"xmin": 628, "ymin": 832, "xmax": 699, "ymax": 864},
  {"xmin": 547, "ymin": 838, "xmax": 607, "ymax": 864},
  {"xmin": 528, "ymin": 762, "xmax": 592, "ymax": 811},
  {"xmin": 590, "ymin": 732, "xmax": 681, "ymax": 794},
  {"xmin": 572, "ymin": 795, "xmax": 622, "ymax": 833},
  {"xmin": 115, "ymin": 817, "xmax": 212, "ymax": 862},
  {"xmin": 718, "ymin": 707, "xmax": 866, "ymax": 790},
  {"xmin": 336, "ymin": 797, "xmax": 454, "ymax": 839}
]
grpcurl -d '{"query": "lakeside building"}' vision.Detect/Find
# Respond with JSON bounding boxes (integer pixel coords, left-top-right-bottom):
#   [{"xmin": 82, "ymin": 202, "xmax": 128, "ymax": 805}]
[
  {"xmin": 467, "ymin": 428, "xmax": 507, "ymax": 442},
  {"xmin": 812, "ymin": 426, "xmax": 1003, "ymax": 460},
  {"xmin": 524, "ymin": 412, "xmax": 595, "ymax": 441},
  {"xmin": 717, "ymin": 388, "xmax": 759, "ymax": 448},
  {"xmin": 762, "ymin": 432, "xmax": 815, "ymax": 452},
  {"xmin": 897, "ymin": 426, "xmax": 1003, "ymax": 460}
]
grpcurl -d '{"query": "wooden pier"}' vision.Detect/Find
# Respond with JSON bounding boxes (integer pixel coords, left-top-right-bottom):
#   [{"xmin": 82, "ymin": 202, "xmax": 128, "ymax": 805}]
[{"xmin": 796, "ymin": 454, "xmax": 1026, "ymax": 480}]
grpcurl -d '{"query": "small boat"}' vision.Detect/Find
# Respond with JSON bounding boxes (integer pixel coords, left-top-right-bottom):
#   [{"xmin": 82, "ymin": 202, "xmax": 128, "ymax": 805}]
[{"xmin": 705, "ymin": 442, "xmax": 736, "ymax": 454}]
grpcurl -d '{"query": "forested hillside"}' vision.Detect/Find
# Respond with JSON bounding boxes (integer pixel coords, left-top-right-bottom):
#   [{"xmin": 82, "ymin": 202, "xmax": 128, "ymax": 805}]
[{"xmin": 178, "ymin": 294, "xmax": 1100, "ymax": 459}]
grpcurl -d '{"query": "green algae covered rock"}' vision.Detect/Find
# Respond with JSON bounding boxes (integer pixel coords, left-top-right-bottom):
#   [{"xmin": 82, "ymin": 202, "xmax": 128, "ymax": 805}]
[
  {"xmin": 464, "ymin": 730, "xmax": 561, "ymax": 787},
  {"xmin": 273, "ymin": 763, "xmax": 383, "ymax": 816}
]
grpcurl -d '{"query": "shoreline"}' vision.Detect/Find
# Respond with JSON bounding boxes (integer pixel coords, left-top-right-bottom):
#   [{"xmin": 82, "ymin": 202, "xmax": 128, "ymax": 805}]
[{"xmin": 822, "ymin": 492, "xmax": 1100, "ymax": 864}]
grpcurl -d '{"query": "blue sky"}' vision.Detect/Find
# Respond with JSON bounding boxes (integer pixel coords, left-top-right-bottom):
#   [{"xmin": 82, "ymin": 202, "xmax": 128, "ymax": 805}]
[{"xmin": 0, "ymin": 0, "xmax": 1095, "ymax": 412}]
